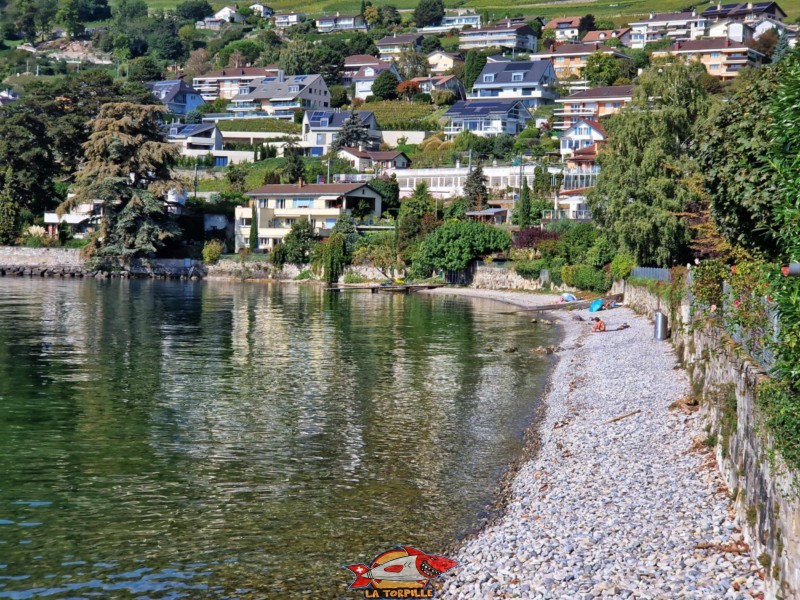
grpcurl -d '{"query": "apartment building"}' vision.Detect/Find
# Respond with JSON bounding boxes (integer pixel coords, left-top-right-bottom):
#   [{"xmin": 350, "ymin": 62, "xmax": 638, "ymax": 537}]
[
  {"xmin": 193, "ymin": 67, "xmax": 280, "ymax": 102},
  {"xmin": 553, "ymin": 85, "xmax": 633, "ymax": 130},
  {"xmin": 701, "ymin": 1, "xmax": 787, "ymax": 23},
  {"xmin": 628, "ymin": 11, "xmax": 708, "ymax": 48},
  {"xmin": 531, "ymin": 44, "xmax": 630, "ymax": 80},
  {"xmin": 651, "ymin": 39, "xmax": 765, "ymax": 79},
  {"xmin": 235, "ymin": 183, "xmax": 384, "ymax": 251},
  {"xmin": 458, "ymin": 22, "xmax": 537, "ymax": 52},
  {"xmin": 228, "ymin": 73, "xmax": 330, "ymax": 118}
]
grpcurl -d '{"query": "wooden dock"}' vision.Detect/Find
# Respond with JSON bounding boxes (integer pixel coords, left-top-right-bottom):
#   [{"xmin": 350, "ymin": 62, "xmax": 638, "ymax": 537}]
[{"xmin": 329, "ymin": 283, "xmax": 446, "ymax": 294}]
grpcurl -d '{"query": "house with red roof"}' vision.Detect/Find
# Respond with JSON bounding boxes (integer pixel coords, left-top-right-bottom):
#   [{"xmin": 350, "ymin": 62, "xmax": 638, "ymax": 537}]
[
  {"xmin": 581, "ymin": 28, "xmax": 632, "ymax": 47},
  {"xmin": 558, "ymin": 119, "xmax": 606, "ymax": 159},
  {"xmin": 544, "ymin": 17, "xmax": 582, "ymax": 42},
  {"xmin": 337, "ymin": 147, "xmax": 411, "ymax": 171}
]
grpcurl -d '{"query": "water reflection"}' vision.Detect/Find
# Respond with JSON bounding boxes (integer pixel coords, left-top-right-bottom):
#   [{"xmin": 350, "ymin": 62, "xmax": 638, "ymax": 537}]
[{"xmin": 0, "ymin": 279, "xmax": 555, "ymax": 598}]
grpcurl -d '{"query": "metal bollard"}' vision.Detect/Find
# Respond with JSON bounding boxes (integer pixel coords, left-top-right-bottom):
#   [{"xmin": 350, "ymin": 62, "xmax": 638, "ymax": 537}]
[{"xmin": 654, "ymin": 311, "xmax": 669, "ymax": 341}]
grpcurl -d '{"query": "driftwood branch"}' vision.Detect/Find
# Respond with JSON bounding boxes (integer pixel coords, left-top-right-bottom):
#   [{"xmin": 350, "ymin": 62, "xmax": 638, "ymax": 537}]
[{"xmin": 604, "ymin": 409, "xmax": 642, "ymax": 424}]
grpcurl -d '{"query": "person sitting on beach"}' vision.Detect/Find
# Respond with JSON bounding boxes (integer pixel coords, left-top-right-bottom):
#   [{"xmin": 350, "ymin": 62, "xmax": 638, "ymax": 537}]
[{"xmin": 591, "ymin": 317, "xmax": 606, "ymax": 332}]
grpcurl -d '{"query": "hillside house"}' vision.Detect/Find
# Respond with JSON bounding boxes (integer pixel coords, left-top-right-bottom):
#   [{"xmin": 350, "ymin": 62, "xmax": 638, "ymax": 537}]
[
  {"xmin": 274, "ymin": 12, "xmax": 305, "ymax": 28},
  {"xmin": 193, "ymin": 67, "xmax": 281, "ymax": 101},
  {"xmin": 353, "ymin": 61, "xmax": 400, "ymax": 100},
  {"xmin": 581, "ymin": 28, "xmax": 632, "ymax": 46},
  {"xmin": 543, "ymin": 17, "xmax": 582, "ymax": 42},
  {"xmin": 376, "ymin": 34, "xmax": 424, "ymax": 60},
  {"xmin": 228, "ymin": 73, "xmax": 330, "ymax": 118},
  {"xmin": 628, "ymin": 11, "xmax": 709, "ymax": 48},
  {"xmin": 300, "ymin": 110, "xmax": 381, "ymax": 156},
  {"xmin": 458, "ymin": 22, "xmax": 537, "ymax": 52},
  {"xmin": 553, "ymin": 85, "xmax": 633, "ymax": 130},
  {"xmin": 468, "ymin": 60, "xmax": 557, "ymax": 109},
  {"xmin": 443, "ymin": 100, "xmax": 532, "ymax": 139},
  {"xmin": 316, "ymin": 13, "xmax": 367, "ymax": 32},
  {"xmin": 427, "ymin": 51, "xmax": 465, "ymax": 75},
  {"xmin": 145, "ymin": 80, "xmax": 204, "ymax": 115},
  {"xmin": 559, "ymin": 119, "xmax": 606, "ymax": 158},
  {"xmin": 650, "ymin": 39, "xmax": 765, "ymax": 78},
  {"xmin": 236, "ymin": 183, "xmax": 384, "ymax": 251}
]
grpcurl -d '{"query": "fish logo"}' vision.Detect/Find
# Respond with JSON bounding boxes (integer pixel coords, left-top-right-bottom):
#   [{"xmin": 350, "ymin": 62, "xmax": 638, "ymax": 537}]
[{"xmin": 343, "ymin": 546, "xmax": 458, "ymax": 598}]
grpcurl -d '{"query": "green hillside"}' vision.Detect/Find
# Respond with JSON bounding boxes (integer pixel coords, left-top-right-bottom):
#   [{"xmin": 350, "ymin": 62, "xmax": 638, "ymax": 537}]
[{"xmin": 146, "ymin": 0, "xmax": 800, "ymax": 23}]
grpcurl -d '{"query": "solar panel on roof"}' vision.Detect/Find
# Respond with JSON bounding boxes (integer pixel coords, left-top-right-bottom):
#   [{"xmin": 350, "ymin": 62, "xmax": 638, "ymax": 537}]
[{"xmin": 294, "ymin": 75, "xmax": 307, "ymax": 81}]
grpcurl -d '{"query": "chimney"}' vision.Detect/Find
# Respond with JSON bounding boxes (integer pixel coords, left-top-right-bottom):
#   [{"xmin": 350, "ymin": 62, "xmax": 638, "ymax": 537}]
[
  {"xmin": 649, "ymin": 12, "xmax": 655, "ymax": 19},
  {"xmin": 277, "ymin": 69, "xmax": 284, "ymax": 82},
  {"xmin": 673, "ymin": 41, "xmax": 681, "ymax": 50},
  {"xmin": 717, "ymin": 3, "xmax": 722, "ymax": 9},
  {"xmin": 725, "ymin": 38, "xmax": 730, "ymax": 47},
  {"xmin": 297, "ymin": 178, "xmax": 304, "ymax": 188},
  {"xmin": 747, "ymin": 2, "xmax": 753, "ymax": 9},
  {"xmin": 691, "ymin": 9, "xmax": 696, "ymax": 16},
  {"xmin": 336, "ymin": 11, "xmax": 339, "ymax": 16}
]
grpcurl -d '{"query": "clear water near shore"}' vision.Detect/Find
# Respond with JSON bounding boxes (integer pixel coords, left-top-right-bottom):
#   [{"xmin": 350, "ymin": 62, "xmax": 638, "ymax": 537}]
[{"xmin": 0, "ymin": 279, "xmax": 556, "ymax": 598}]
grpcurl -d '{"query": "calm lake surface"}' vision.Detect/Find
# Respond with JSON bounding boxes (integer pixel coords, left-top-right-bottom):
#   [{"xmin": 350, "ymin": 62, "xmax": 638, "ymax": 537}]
[{"xmin": 0, "ymin": 279, "xmax": 556, "ymax": 598}]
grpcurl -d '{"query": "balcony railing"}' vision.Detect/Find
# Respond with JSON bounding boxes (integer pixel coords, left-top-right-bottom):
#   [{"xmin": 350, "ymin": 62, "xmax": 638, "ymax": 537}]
[
  {"xmin": 333, "ymin": 173, "xmax": 376, "ymax": 183},
  {"xmin": 542, "ymin": 209, "xmax": 592, "ymax": 221}
]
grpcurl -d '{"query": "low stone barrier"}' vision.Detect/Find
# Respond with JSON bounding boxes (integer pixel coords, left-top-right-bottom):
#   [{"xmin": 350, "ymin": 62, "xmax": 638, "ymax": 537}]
[{"xmin": 625, "ymin": 281, "xmax": 800, "ymax": 600}]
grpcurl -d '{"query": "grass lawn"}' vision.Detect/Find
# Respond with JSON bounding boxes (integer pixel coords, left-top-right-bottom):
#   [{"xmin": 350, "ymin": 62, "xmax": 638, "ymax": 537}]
[
  {"xmin": 143, "ymin": 0, "xmax": 800, "ymax": 21},
  {"xmin": 216, "ymin": 118, "xmax": 301, "ymax": 133}
]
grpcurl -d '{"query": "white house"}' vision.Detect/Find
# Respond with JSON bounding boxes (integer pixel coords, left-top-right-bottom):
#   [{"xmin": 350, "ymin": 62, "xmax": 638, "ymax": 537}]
[
  {"xmin": 249, "ymin": 3, "xmax": 274, "ymax": 17},
  {"xmin": 458, "ymin": 22, "xmax": 537, "ymax": 52},
  {"xmin": 215, "ymin": 6, "xmax": 244, "ymax": 23},
  {"xmin": 228, "ymin": 72, "xmax": 330, "ymax": 119},
  {"xmin": 300, "ymin": 110, "xmax": 381, "ymax": 156},
  {"xmin": 376, "ymin": 34, "xmax": 424, "ymax": 60},
  {"xmin": 316, "ymin": 13, "xmax": 366, "ymax": 32},
  {"xmin": 342, "ymin": 55, "xmax": 383, "ymax": 85},
  {"xmin": 410, "ymin": 75, "xmax": 466, "ymax": 99},
  {"xmin": 559, "ymin": 119, "xmax": 606, "ymax": 158},
  {"xmin": 236, "ymin": 182, "xmax": 384, "ymax": 251},
  {"xmin": 543, "ymin": 17, "xmax": 582, "ymax": 42},
  {"xmin": 420, "ymin": 10, "xmax": 482, "ymax": 33},
  {"xmin": 707, "ymin": 19, "xmax": 755, "ymax": 42},
  {"xmin": 628, "ymin": 11, "xmax": 709, "ymax": 48},
  {"xmin": 166, "ymin": 123, "xmax": 223, "ymax": 152},
  {"xmin": 443, "ymin": 99, "xmax": 532, "ymax": 139},
  {"xmin": 467, "ymin": 59, "xmax": 558, "ymax": 109},
  {"xmin": 338, "ymin": 148, "xmax": 411, "ymax": 171},
  {"xmin": 353, "ymin": 61, "xmax": 400, "ymax": 100},
  {"xmin": 274, "ymin": 12, "xmax": 305, "ymax": 28}
]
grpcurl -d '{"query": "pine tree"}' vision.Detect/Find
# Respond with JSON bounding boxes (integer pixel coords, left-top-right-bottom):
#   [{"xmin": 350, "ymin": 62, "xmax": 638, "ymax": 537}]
[
  {"xmin": 281, "ymin": 144, "xmax": 306, "ymax": 183},
  {"xmin": 464, "ymin": 164, "xmax": 488, "ymax": 211},
  {"xmin": 359, "ymin": 0, "xmax": 365, "ymax": 17},
  {"xmin": 413, "ymin": 0, "xmax": 444, "ymax": 27},
  {"xmin": 773, "ymin": 30, "xmax": 790, "ymax": 64},
  {"xmin": 463, "ymin": 50, "xmax": 487, "ymax": 92},
  {"xmin": 333, "ymin": 111, "xmax": 372, "ymax": 151},
  {"xmin": 249, "ymin": 202, "xmax": 258, "ymax": 250},
  {"xmin": 63, "ymin": 103, "xmax": 180, "ymax": 266},
  {"xmin": 514, "ymin": 177, "xmax": 531, "ymax": 229},
  {"xmin": 0, "ymin": 169, "xmax": 19, "ymax": 245},
  {"xmin": 56, "ymin": 0, "xmax": 83, "ymax": 38}
]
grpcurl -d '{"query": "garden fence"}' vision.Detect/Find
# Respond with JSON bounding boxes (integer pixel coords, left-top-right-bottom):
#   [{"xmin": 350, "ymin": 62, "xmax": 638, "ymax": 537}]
[{"xmin": 631, "ymin": 267, "xmax": 672, "ymax": 282}]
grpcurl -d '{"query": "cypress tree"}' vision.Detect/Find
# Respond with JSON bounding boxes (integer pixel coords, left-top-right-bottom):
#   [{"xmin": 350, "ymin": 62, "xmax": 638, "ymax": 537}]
[
  {"xmin": 249, "ymin": 202, "xmax": 258, "ymax": 250},
  {"xmin": 514, "ymin": 177, "xmax": 531, "ymax": 229}
]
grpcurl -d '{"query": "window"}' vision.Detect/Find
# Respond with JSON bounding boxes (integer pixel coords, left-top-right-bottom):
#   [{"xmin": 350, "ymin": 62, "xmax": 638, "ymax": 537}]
[
  {"xmin": 483, "ymin": 74, "xmax": 494, "ymax": 82},
  {"xmin": 512, "ymin": 72, "xmax": 523, "ymax": 81},
  {"xmin": 320, "ymin": 118, "xmax": 328, "ymax": 127},
  {"xmin": 292, "ymin": 198, "xmax": 313, "ymax": 209},
  {"xmin": 556, "ymin": 56, "xmax": 565, "ymax": 62},
  {"xmin": 710, "ymin": 52, "xmax": 721, "ymax": 58},
  {"xmin": 289, "ymin": 85, "xmax": 299, "ymax": 93},
  {"xmin": 316, "ymin": 134, "xmax": 324, "ymax": 145},
  {"xmin": 275, "ymin": 198, "xmax": 285, "ymax": 208},
  {"xmin": 710, "ymin": 63, "xmax": 721, "ymax": 70},
  {"xmin": 258, "ymin": 199, "xmax": 267, "ymax": 208},
  {"xmin": 240, "ymin": 218, "xmax": 252, "ymax": 226}
]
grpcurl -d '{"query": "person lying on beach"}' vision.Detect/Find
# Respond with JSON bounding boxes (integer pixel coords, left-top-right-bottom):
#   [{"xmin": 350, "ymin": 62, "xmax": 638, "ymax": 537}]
[{"xmin": 591, "ymin": 317, "xmax": 606, "ymax": 332}]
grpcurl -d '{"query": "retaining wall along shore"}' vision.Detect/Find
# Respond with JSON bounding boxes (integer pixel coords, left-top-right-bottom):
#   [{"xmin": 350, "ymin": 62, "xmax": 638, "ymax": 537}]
[{"xmin": 625, "ymin": 282, "xmax": 800, "ymax": 600}]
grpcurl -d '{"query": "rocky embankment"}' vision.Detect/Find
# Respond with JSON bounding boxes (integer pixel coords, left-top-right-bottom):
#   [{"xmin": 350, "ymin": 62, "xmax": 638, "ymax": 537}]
[{"xmin": 429, "ymin": 295, "xmax": 764, "ymax": 599}]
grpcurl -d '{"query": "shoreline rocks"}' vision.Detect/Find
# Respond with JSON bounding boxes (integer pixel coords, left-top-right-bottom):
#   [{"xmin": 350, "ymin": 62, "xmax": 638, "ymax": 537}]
[{"xmin": 435, "ymin": 303, "xmax": 764, "ymax": 599}]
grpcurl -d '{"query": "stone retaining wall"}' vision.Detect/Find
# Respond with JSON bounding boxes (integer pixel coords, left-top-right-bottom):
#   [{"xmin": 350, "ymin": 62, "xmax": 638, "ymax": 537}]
[
  {"xmin": 625, "ymin": 282, "xmax": 800, "ymax": 600},
  {"xmin": 206, "ymin": 261, "xmax": 390, "ymax": 282},
  {"xmin": 0, "ymin": 247, "xmax": 84, "ymax": 268},
  {"xmin": 470, "ymin": 264, "xmax": 544, "ymax": 291}
]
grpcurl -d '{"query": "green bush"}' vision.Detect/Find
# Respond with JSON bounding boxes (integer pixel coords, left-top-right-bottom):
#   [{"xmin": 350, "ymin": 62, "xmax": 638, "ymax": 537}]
[
  {"xmin": 25, "ymin": 236, "xmax": 44, "ymax": 248},
  {"xmin": 343, "ymin": 272, "xmax": 368, "ymax": 283},
  {"xmin": 515, "ymin": 258, "xmax": 548, "ymax": 280},
  {"xmin": 294, "ymin": 269, "xmax": 314, "ymax": 280},
  {"xmin": 610, "ymin": 253, "xmax": 636, "ymax": 280},
  {"xmin": 561, "ymin": 265, "xmax": 579, "ymax": 287},
  {"xmin": 202, "ymin": 239, "xmax": 224, "ymax": 264},
  {"xmin": 573, "ymin": 264, "xmax": 611, "ymax": 293},
  {"xmin": 549, "ymin": 266, "xmax": 563, "ymax": 286},
  {"xmin": 63, "ymin": 238, "xmax": 90, "ymax": 248}
]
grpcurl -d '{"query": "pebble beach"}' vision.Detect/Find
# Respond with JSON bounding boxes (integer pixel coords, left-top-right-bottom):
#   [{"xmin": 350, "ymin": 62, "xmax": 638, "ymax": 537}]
[{"xmin": 423, "ymin": 289, "xmax": 765, "ymax": 600}]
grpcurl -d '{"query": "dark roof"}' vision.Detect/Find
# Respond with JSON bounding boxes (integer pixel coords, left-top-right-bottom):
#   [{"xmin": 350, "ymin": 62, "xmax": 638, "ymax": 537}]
[
  {"xmin": 306, "ymin": 110, "xmax": 375, "ymax": 129},
  {"xmin": 344, "ymin": 54, "xmax": 383, "ymax": 66},
  {"xmin": 460, "ymin": 23, "xmax": 534, "ymax": 35},
  {"xmin": 634, "ymin": 11, "xmax": 700, "ymax": 23},
  {"xmin": 376, "ymin": 33, "xmax": 423, "ymax": 46},
  {"xmin": 165, "ymin": 123, "xmax": 217, "ymax": 139},
  {"xmin": 559, "ymin": 85, "xmax": 634, "ymax": 100},
  {"xmin": 340, "ymin": 147, "xmax": 408, "ymax": 161},
  {"xmin": 658, "ymin": 38, "xmax": 759, "ymax": 53},
  {"xmin": 146, "ymin": 80, "xmax": 200, "ymax": 104},
  {"xmin": 564, "ymin": 119, "xmax": 606, "ymax": 136},
  {"xmin": 196, "ymin": 67, "xmax": 278, "ymax": 79},
  {"xmin": 246, "ymin": 182, "xmax": 377, "ymax": 195},
  {"xmin": 701, "ymin": 1, "xmax": 786, "ymax": 19},
  {"xmin": 353, "ymin": 61, "xmax": 396, "ymax": 80},
  {"xmin": 537, "ymin": 43, "xmax": 628, "ymax": 57},
  {"xmin": 233, "ymin": 74, "xmax": 322, "ymax": 101},
  {"xmin": 445, "ymin": 99, "xmax": 530, "ymax": 118},
  {"xmin": 473, "ymin": 60, "xmax": 554, "ymax": 85}
]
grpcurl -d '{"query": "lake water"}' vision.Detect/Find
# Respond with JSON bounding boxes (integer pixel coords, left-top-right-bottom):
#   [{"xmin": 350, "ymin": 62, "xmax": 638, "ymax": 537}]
[{"xmin": 0, "ymin": 279, "xmax": 556, "ymax": 598}]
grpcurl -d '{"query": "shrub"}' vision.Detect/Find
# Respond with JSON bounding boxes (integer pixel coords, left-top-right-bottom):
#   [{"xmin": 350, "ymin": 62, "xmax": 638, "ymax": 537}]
[
  {"xmin": 573, "ymin": 264, "xmax": 611, "ymax": 293},
  {"xmin": 610, "ymin": 253, "xmax": 636, "ymax": 280},
  {"xmin": 294, "ymin": 269, "xmax": 314, "ymax": 280},
  {"xmin": 412, "ymin": 92, "xmax": 432, "ymax": 103},
  {"xmin": 64, "ymin": 238, "xmax": 90, "ymax": 249},
  {"xmin": 202, "ymin": 239, "xmax": 224, "ymax": 264},
  {"xmin": 515, "ymin": 258, "xmax": 548, "ymax": 280},
  {"xmin": 561, "ymin": 265, "xmax": 579, "ymax": 287},
  {"xmin": 343, "ymin": 272, "xmax": 368, "ymax": 283}
]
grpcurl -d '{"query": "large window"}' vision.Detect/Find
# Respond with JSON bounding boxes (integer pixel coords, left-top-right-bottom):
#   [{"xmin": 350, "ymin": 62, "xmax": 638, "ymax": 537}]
[{"xmin": 292, "ymin": 198, "xmax": 314, "ymax": 209}]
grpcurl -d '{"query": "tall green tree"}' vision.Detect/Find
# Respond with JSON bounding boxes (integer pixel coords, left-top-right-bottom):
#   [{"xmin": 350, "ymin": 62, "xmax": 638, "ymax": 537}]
[
  {"xmin": 696, "ymin": 67, "xmax": 781, "ymax": 257},
  {"xmin": 63, "ymin": 103, "xmax": 180, "ymax": 265},
  {"xmin": 0, "ymin": 169, "xmax": 19, "ymax": 244},
  {"xmin": 413, "ymin": 0, "xmax": 443, "ymax": 27},
  {"xmin": 463, "ymin": 50, "xmax": 487, "ymax": 91},
  {"xmin": 513, "ymin": 177, "xmax": 531, "ymax": 229},
  {"xmin": 371, "ymin": 69, "xmax": 399, "ymax": 100},
  {"xmin": 463, "ymin": 164, "xmax": 488, "ymax": 211},
  {"xmin": 583, "ymin": 51, "xmax": 627, "ymax": 86},
  {"xmin": 588, "ymin": 61, "xmax": 710, "ymax": 266},
  {"xmin": 279, "ymin": 39, "xmax": 315, "ymax": 75},
  {"xmin": 332, "ymin": 111, "xmax": 372, "ymax": 151},
  {"xmin": 56, "ymin": 0, "xmax": 83, "ymax": 37},
  {"xmin": 175, "ymin": 0, "xmax": 211, "ymax": 22},
  {"xmin": 282, "ymin": 218, "xmax": 317, "ymax": 263},
  {"xmin": 249, "ymin": 202, "xmax": 257, "ymax": 250},
  {"xmin": 397, "ymin": 182, "xmax": 436, "ymax": 259},
  {"xmin": 773, "ymin": 30, "xmax": 791, "ymax": 64},
  {"xmin": 281, "ymin": 144, "xmax": 306, "ymax": 184}
]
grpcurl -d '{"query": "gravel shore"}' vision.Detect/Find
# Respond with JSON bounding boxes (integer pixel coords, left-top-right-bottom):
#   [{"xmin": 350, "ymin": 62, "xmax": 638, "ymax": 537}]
[{"xmin": 428, "ymin": 289, "xmax": 764, "ymax": 599}]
